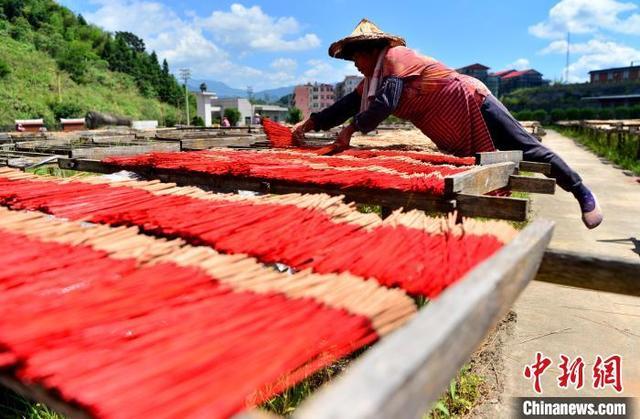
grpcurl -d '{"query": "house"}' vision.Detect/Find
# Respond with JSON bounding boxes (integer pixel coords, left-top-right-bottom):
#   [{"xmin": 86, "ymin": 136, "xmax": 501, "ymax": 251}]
[
  {"xmin": 15, "ymin": 119, "xmax": 44, "ymax": 132},
  {"xmin": 491, "ymin": 69, "xmax": 547, "ymax": 95},
  {"xmin": 456, "ymin": 63, "xmax": 490, "ymax": 81},
  {"xmin": 589, "ymin": 65, "xmax": 640, "ymax": 84},
  {"xmin": 293, "ymin": 83, "xmax": 335, "ymax": 119},
  {"xmin": 60, "ymin": 118, "xmax": 85, "ymax": 132},
  {"xmin": 195, "ymin": 92, "xmax": 287, "ymax": 126},
  {"xmin": 335, "ymin": 75, "xmax": 364, "ymax": 101}
]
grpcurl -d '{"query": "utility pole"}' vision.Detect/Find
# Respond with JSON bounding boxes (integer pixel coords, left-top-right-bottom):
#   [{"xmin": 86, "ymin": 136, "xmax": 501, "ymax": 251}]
[
  {"xmin": 179, "ymin": 68, "xmax": 191, "ymax": 125},
  {"xmin": 564, "ymin": 32, "xmax": 570, "ymax": 83}
]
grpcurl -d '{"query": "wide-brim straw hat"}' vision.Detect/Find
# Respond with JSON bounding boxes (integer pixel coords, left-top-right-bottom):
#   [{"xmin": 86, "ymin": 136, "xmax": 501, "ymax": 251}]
[{"xmin": 329, "ymin": 18, "xmax": 405, "ymax": 60}]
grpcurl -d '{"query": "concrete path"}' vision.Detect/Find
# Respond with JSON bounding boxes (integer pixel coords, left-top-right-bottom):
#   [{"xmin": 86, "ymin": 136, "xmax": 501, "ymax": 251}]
[{"xmin": 491, "ymin": 129, "xmax": 640, "ymax": 417}]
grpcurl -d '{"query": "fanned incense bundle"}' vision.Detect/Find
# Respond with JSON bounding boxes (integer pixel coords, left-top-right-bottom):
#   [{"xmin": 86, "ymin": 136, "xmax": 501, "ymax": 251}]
[
  {"xmin": 0, "ymin": 208, "xmax": 415, "ymax": 418},
  {"xmin": 260, "ymin": 118, "xmax": 476, "ymax": 166},
  {"xmin": 262, "ymin": 117, "xmax": 295, "ymax": 147},
  {"xmin": 0, "ymin": 168, "xmax": 516, "ymax": 297},
  {"xmin": 102, "ymin": 149, "xmax": 462, "ymax": 196}
]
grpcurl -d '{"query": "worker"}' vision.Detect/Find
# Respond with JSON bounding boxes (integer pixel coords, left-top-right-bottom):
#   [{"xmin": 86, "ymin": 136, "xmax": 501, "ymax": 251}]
[
  {"xmin": 293, "ymin": 19, "xmax": 602, "ymax": 229},
  {"xmin": 222, "ymin": 116, "xmax": 231, "ymax": 127}
]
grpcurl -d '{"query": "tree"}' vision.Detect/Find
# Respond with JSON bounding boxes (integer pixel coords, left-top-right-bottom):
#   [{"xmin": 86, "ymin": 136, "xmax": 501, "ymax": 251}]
[
  {"xmin": 56, "ymin": 40, "xmax": 97, "ymax": 83},
  {"xmin": 199, "ymin": 82, "xmax": 207, "ymax": 92},
  {"xmin": 224, "ymin": 108, "xmax": 241, "ymax": 126},
  {"xmin": 115, "ymin": 31, "xmax": 145, "ymax": 53},
  {"xmin": 286, "ymin": 107, "xmax": 302, "ymax": 124}
]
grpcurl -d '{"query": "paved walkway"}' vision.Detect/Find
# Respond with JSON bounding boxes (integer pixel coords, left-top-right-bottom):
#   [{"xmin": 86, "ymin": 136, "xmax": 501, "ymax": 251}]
[{"xmin": 492, "ymin": 129, "xmax": 640, "ymax": 417}]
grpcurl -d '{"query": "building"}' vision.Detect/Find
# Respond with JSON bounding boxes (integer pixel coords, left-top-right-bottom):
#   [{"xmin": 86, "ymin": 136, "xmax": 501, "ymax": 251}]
[
  {"xmin": 456, "ymin": 64, "xmax": 548, "ymax": 96},
  {"xmin": 60, "ymin": 118, "xmax": 85, "ymax": 132},
  {"xmin": 581, "ymin": 94, "xmax": 640, "ymax": 108},
  {"xmin": 335, "ymin": 75, "xmax": 364, "ymax": 100},
  {"xmin": 589, "ymin": 65, "xmax": 640, "ymax": 84},
  {"xmin": 195, "ymin": 92, "xmax": 287, "ymax": 126},
  {"xmin": 293, "ymin": 83, "xmax": 335, "ymax": 119},
  {"xmin": 456, "ymin": 63, "xmax": 504, "ymax": 96},
  {"xmin": 456, "ymin": 63, "xmax": 490, "ymax": 81},
  {"xmin": 499, "ymin": 69, "xmax": 546, "ymax": 94},
  {"xmin": 15, "ymin": 119, "xmax": 44, "ymax": 132}
]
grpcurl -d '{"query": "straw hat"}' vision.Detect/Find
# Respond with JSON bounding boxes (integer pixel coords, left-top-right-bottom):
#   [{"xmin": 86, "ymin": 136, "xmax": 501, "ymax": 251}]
[{"xmin": 329, "ymin": 18, "xmax": 405, "ymax": 60}]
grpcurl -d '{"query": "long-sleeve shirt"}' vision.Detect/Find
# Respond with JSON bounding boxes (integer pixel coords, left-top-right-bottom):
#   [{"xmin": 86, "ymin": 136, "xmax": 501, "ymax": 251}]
[
  {"xmin": 310, "ymin": 46, "xmax": 496, "ymax": 156},
  {"xmin": 310, "ymin": 76, "xmax": 404, "ymax": 134}
]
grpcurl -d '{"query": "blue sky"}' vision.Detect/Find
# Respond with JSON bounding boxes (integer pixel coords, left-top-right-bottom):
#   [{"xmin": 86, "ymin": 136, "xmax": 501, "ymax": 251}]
[{"xmin": 59, "ymin": 0, "xmax": 640, "ymax": 90}]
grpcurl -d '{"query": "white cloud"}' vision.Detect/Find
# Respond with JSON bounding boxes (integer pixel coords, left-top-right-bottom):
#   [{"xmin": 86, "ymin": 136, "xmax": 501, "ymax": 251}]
[
  {"xmin": 529, "ymin": 0, "xmax": 640, "ymax": 39},
  {"xmin": 506, "ymin": 58, "xmax": 530, "ymax": 70},
  {"xmin": 299, "ymin": 59, "xmax": 359, "ymax": 84},
  {"xmin": 271, "ymin": 58, "xmax": 297, "ymax": 72},
  {"xmin": 200, "ymin": 4, "xmax": 320, "ymax": 52},
  {"xmin": 541, "ymin": 39, "xmax": 640, "ymax": 81}
]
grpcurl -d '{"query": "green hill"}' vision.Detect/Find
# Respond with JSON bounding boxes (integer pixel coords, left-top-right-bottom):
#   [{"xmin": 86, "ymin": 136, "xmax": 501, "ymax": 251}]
[{"xmin": 0, "ymin": 0, "xmax": 186, "ymax": 129}]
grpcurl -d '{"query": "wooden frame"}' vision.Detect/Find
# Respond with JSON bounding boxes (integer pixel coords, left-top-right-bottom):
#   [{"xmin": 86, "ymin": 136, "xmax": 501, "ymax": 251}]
[
  {"xmin": 536, "ymin": 248, "xmax": 640, "ymax": 297},
  {"xmin": 295, "ymin": 219, "xmax": 554, "ymax": 419},
  {"xmin": 58, "ymin": 158, "xmax": 532, "ymax": 220},
  {"xmin": 0, "ymin": 220, "xmax": 554, "ymax": 419}
]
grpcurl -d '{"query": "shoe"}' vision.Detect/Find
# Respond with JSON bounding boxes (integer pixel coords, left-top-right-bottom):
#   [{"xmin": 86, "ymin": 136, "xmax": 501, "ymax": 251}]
[{"xmin": 573, "ymin": 185, "xmax": 603, "ymax": 229}]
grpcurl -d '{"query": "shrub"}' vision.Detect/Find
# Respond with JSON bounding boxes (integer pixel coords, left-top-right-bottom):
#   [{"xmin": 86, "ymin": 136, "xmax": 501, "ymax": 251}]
[
  {"xmin": 532, "ymin": 109, "xmax": 548, "ymax": 123},
  {"xmin": 577, "ymin": 108, "xmax": 596, "ymax": 120},
  {"xmin": 613, "ymin": 107, "xmax": 630, "ymax": 119},
  {"xmin": 630, "ymin": 105, "xmax": 640, "ymax": 118},
  {"xmin": 191, "ymin": 115, "xmax": 204, "ymax": 126},
  {"xmin": 286, "ymin": 107, "xmax": 302, "ymax": 124},
  {"xmin": 565, "ymin": 108, "xmax": 581, "ymax": 120},
  {"xmin": 597, "ymin": 108, "xmax": 613, "ymax": 120},
  {"xmin": 223, "ymin": 107, "xmax": 241, "ymax": 126},
  {"xmin": 49, "ymin": 101, "xmax": 83, "ymax": 120},
  {"xmin": 550, "ymin": 108, "xmax": 566, "ymax": 121},
  {"xmin": 0, "ymin": 59, "xmax": 9, "ymax": 79},
  {"xmin": 515, "ymin": 110, "xmax": 533, "ymax": 121}
]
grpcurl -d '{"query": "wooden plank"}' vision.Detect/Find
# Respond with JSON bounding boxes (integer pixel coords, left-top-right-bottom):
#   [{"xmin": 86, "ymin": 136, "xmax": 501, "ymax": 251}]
[
  {"xmin": 296, "ymin": 219, "xmax": 554, "ymax": 419},
  {"xmin": 58, "ymin": 158, "xmax": 118, "ymax": 174},
  {"xmin": 151, "ymin": 169, "xmax": 456, "ymax": 214},
  {"xmin": 56, "ymin": 159, "xmax": 456, "ymax": 214},
  {"xmin": 519, "ymin": 161, "xmax": 552, "ymax": 175},
  {"xmin": 475, "ymin": 150, "xmax": 523, "ymax": 165},
  {"xmin": 71, "ymin": 143, "xmax": 180, "ymax": 159},
  {"xmin": 444, "ymin": 162, "xmax": 516, "ymax": 196},
  {"xmin": 508, "ymin": 175, "xmax": 556, "ymax": 194},
  {"xmin": 456, "ymin": 193, "xmax": 529, "ymax": 221},
  {"xmin": 536, "ymin": 248, "xmax": 640, "ymax": 296}
]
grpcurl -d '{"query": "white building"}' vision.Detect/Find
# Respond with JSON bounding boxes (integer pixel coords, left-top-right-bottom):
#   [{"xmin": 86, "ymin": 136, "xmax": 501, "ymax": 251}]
[
  {"xmin": 335, "ymin": 75, "xmax": 364, "ymax": 101},
  {"xmin": 195, "ymin": 92, "xmax": 288, "ymax": 126}
]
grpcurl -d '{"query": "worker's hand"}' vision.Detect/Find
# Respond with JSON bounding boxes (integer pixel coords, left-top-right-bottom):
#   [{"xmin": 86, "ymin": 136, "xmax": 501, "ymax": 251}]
[
  {"xmin": 292, "ymin": 118, "xmax": 315, "ymax": 144},
  {"xmin": 334, "ymin": 124, "xmax": 356, "ymax": 151}
]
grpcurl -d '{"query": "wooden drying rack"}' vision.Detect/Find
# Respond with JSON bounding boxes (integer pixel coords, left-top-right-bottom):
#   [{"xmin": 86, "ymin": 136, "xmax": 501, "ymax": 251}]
[
  {"xmin": 58, "ymin": 150, "xmax": 554, "ymax": 222},
  {"xmin": 0, "ymin": 219, "xmax": 556, "ymax": 419}
]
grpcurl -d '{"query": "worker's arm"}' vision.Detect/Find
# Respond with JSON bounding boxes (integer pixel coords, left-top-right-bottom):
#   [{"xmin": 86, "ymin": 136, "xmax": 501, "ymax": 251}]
[{"xmin": 352, "ymin": 76, "xmax": 403, "ymax": 134}]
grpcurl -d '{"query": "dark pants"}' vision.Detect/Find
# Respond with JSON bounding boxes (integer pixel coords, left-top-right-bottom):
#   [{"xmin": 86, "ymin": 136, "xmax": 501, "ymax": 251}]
[{"xmin": 480, "ymin": 95, "xmax": 582, "ymax": 192}]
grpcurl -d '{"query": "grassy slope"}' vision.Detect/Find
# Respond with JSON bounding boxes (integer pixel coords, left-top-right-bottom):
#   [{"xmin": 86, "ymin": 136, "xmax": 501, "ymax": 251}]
[{"xmin": 0, "ymin": 35, "xmax": 182, "ymax": 128}]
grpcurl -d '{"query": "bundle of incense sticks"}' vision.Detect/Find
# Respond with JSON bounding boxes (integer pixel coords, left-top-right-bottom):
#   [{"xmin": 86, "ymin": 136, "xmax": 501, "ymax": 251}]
[
  {"xmin": 102, "ymin": 150, "xmax": 459, "ymax": 196},
  {"xmin": 0, "ymin": 207, "xmax": 415, "ymax": 418},
  {"xmin": 0, "ymin": 168, "xmax": 516, "ymax": 297},
  {"xmin": 262, "ymin": 117, "xmax": 295, "ymax": 147},
  {"xmin": 260, "ymin": 118, "xmax": 476, "ymax": 166}
]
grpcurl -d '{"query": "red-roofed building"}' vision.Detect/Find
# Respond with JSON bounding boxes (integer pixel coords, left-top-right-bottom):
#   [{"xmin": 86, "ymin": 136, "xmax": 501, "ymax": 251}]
[
  {"xmin": 589, "ymin": 65, "xmax": 640, "ymax": 84},
  {"xmin": 456, "ymin": 64, "xmax": 547, "ymax": 97}
]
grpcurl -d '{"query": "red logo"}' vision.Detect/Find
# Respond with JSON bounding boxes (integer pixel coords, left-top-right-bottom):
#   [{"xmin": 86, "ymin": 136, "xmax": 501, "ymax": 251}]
[
  {"xmin": 523, "ymin": 352, "xmax": 552, "ymax": 393},
  {"xmin": 592, "ymin": 355, "xmax": 622, "ymax": 392}
]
